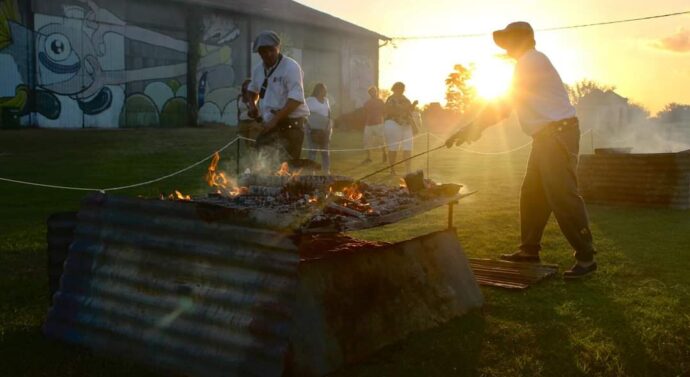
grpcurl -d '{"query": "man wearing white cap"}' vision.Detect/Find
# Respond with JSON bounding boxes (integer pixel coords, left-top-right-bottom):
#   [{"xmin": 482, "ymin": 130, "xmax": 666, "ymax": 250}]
[
  {"xmin": 247, "ymin": 30, "xmax": 310, "ymax": 161},
  {"xmin": 446, "ymin": 21, "xmax": 597, "ymax": 279}
]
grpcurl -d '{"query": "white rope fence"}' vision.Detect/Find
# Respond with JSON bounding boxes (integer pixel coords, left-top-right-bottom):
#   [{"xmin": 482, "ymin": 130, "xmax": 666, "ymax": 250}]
[
  {"xmin": 0, "ymin": 137, "xmax": 241, "ymax": 192},
  {"xmin": 0, "ymin": 129, "xmax": 594, "ymax": 192},
  {"xmin": 238, "ymin": 133, "xmax": 426, "ymax": 153}
]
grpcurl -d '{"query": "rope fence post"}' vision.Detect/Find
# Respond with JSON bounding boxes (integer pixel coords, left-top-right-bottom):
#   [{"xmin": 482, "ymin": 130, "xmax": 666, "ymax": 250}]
[
  {"xmin": 426, "ymin": 131, "xmax": 430, "ymax": 177},
  {"xmin": 236, "ymin": 136, "xmax": 241, "ymax": 176}
]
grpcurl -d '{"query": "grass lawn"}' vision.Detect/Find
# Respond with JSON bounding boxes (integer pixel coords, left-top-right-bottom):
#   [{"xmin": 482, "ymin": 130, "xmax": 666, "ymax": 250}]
[{"xmin": 1, "ymin": 127, "xmax": 689, "ymax": 376}]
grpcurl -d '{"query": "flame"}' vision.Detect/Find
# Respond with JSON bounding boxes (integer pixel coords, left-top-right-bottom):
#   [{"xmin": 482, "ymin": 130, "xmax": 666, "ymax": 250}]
[
  {"xmin": 169, "ymin": 190, "xmax": 191, "ymax": 201},
  {"xmin": 276, "ymin": 162, "xmax": 290, "ymax": 176},
  {"xmin": 275, "ymin": 162, "xmax": 301, "ymax": 178},
  {"xmin": 342, "ymin": 183, "xmax": 364, "ymax": 201},
  {"xmin": 206, "ymin": 152, "xmax": 246, "ymax": 197},
  {"xmin": 399, "ymin": 178, "xmax": 407, "ymax": 189},
  {"xmin": 308, "ymin": 196, "xmax": 319, "ymax": 204}
]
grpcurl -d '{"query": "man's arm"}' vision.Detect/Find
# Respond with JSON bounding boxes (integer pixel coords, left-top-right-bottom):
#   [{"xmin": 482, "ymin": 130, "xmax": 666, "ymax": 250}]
[
  {"xmin": 246, "ymin": 91, "xmax": 260, "ymax": 119},
  {"xmin": 475, "ymin": 99, "xmax": 513, "ymax": 130},
  {"xmin": 246, "ymin": 67, "xmax": 261, "ymax": 119},
  {"xmin": 446, "ymin": 100, "xmax": 512, "ymax": 147},
  {"xmin": 261, "ymin": 99, "xmax": 302, "ymax": 133}
]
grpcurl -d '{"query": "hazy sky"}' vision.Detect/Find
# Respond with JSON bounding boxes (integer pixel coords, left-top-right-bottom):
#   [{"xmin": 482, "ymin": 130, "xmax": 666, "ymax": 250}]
[{"xmin": 297, "ymin": 0, "xmax": 690, "ymax": 113}]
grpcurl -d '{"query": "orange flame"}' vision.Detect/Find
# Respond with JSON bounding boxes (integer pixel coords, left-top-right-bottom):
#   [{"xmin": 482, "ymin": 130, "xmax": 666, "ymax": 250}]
[
  {"xmin": 399, "ymin": 178, "xmax": 407, "ymax": 189},
  {"xmin": 342, "ymin": 183, "xmax": 364, "ymax": 201},
  {"xmin": 206, "ymin": 152, "xmax": 247, "ymax": 197},
  {"xmin": 276, "ymin": 162, "xmax": 290, "ymax": 176},
  {"xmin": 308, "ymin": 196, "xmax": 319, "ymax": 204},
  {"xmin": 169, "ymin": 190, "xmax": 191, "ymax": 201},
  {"xmin": 275, "ymin": 162, "xmax": 301, "ymax": 178}
]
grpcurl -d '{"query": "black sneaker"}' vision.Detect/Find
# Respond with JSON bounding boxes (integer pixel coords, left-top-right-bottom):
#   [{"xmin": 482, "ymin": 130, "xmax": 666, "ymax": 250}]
[
  {"xmin": 563, "ymin": 262, "xmax": 597, "ymax": 280},
  {"xmin": 499, "ymin": 250, "xmax": 541, "ymax": 263}
]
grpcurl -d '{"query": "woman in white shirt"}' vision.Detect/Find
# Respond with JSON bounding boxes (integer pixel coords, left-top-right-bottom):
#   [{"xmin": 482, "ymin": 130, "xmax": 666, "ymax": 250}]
[{"xmin": 305, "ymin": 83, "xmax": 332, "ymax": 174}]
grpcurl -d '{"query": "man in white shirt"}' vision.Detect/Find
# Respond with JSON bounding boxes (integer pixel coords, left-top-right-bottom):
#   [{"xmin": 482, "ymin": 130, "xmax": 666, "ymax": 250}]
[
  {"xmin": 247, "ymin": 31, "xmax": 310, "ymax": 161},
  {"xmin": 446, "ymin": 21, "xmax": 597, "ymax": 279}
]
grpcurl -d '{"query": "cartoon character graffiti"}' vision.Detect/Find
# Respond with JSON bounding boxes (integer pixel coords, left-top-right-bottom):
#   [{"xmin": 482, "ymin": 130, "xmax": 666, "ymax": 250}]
[
  {"xmin": 1, "ymin": 0, "xmax": 63, "ymax": 122},
  {"xmin": 1, "ymin": 0, "xmax": 242, "ymax": 127}
]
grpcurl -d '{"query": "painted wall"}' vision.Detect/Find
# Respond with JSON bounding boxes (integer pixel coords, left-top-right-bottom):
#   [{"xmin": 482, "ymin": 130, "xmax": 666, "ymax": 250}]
[{"xmin": 0, "ymin": 0, "xmax": 378, "ymax": 128}]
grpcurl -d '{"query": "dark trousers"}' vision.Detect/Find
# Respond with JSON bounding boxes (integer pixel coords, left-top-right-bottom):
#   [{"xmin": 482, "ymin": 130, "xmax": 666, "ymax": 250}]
[
  {"xmin": 256, "ymin": 119, "xmax": 305, "ymax": 161},
  {"xmin": 307, "ymin": 128, "xmax": 331, "ymax": 173},
  {"xmin": 520, "ymin": 119, "xmax": 595, "ymax": 262}
]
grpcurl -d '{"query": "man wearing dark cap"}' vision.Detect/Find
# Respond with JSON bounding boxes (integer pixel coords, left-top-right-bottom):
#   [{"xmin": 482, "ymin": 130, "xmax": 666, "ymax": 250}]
[
  {"xmin": 247, "ymin": 30, "xmax": 310, "ymax": 162},
  {"xmin": 446, "ymin": 21, "xmax": 597, "ymax": 279}
]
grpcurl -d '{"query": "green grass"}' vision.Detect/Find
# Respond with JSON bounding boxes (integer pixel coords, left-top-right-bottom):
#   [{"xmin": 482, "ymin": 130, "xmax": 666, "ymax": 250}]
[{"xmin": 1, "ymin": 127, "xmax": 689, "ymax": 376}]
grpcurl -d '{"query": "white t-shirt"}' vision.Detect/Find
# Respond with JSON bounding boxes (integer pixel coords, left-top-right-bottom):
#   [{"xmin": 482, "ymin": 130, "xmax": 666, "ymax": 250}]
[
  {"xmin": 511, "ymin": 49, "xmax": 576, "ymax": 135},
  {"xmin": 306, "ymin": 97, "xmax": 331, "ymax": 130},
  {"xmin": 248, "ymin": 55, "xmax": 310, "ymax": 122},
  {"xmin": 306, "ymin": 97, "xmax": 330, "ymax": 117}
]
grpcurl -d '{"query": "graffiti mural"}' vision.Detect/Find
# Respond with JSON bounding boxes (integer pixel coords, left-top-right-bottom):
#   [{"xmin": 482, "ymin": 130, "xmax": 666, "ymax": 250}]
[
  {"xmin": 0, "ymin": 0, "xmax": 244, "ymax": 128},
  {"xmin": 1, "ymin": 0, "xmax": 62, "ymax": 125},
  {"xmin": 196, "ymin": 14, "xmax": 243, "ymax": 126}
]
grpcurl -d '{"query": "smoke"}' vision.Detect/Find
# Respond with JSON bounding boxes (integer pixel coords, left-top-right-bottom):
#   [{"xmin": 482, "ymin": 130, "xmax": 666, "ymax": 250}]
[
  {"xmin": 593, "ymin": 119, "xmax": 690, "ymax": 154},
  {"xmin": 251, "ymin": 146, "xmax": 286, "ymax": 174}
]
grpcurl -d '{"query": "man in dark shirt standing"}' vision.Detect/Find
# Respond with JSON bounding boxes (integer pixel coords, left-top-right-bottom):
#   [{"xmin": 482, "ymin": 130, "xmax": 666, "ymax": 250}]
[{"xmin": 361, "ymin": 86, "xmax": 387, "ymax": 164}]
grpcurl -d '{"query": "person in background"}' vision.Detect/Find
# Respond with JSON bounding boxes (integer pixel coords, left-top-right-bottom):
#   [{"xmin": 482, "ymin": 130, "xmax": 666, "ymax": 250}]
[
  {"xmin": 445, "ymin": 21, "xmax": 597, "ymax": 279},
  {"xmin": 237, "ymin": 79, "xmax": 262, "ymax": 152},
  {"xmin": 361, "ymin": 86, "xmax": 387, "ymax": 164},
  {"xmin": 305, "ymin": 83, "xmax": 332, "ymax": 174},
  {"xmin": 384, "ymin": 82, "xmax": 418, "ymax": 175},
  {"xmin": 247, "ymin": 30, "xmax": 310, "ymax": 163}
]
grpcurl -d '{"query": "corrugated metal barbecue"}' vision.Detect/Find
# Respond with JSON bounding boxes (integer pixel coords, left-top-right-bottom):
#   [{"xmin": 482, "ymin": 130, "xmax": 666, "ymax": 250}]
[{"xmin": 44, "ymin": 157, "xmax": 483, "ymax": 377}]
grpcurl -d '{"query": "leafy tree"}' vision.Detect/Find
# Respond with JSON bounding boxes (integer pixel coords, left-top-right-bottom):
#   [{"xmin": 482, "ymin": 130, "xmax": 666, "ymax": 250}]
[
  {"xmin": 565, "ymin": 79, "xmax": 615, "ymax": 106},
  {"xmin": 445, "ymin": 64, "xmax": 476, "ymax": 114},
  {"xmin": 656, "ymin": 103, "xmax": 690, "ymax": 123},
  {"xmin": 627, "ymin": 101, "xmax": 650, "ymax": 122}
]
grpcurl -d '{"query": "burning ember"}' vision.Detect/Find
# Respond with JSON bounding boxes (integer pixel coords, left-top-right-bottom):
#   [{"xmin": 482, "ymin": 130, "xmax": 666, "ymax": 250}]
[
  {"xmin": 169, "ymin": 190, "xmax": 191, "ymax": 201},
  {"xmin": 275, "ymin": 162, "xmax": 301, "ymax": 178},
  {"xmin": 165, "ymin": 155, "xmax": 469, "ymax": 233},
  {"xmin": 205, "ymin": 152, "xmax": 247, "ymax": 197},
  {"xmin": 341, "ymin": 183, "xmax": 364, "ymax": 202}
]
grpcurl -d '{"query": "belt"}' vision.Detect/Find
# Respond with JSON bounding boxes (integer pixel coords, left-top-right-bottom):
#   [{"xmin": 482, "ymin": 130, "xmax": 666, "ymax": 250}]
[
  {"xmin": 534, "ymin": 117, "xmax": 578, "ymax": 137},
  {"xmin": 276, "ymin": 117, "xmax": 305, "ymax": 131}
]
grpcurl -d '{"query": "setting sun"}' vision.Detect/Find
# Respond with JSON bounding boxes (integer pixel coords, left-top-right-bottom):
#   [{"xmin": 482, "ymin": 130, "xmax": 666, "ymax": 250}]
[{"xmin": 469, "ymin": 56, "xmax": 515, "ymax": 100}]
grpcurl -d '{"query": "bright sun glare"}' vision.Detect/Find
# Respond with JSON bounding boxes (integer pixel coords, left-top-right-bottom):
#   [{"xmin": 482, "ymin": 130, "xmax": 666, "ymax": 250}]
[{"xmin": 469, "ymin": 56, "xmax": 515, "ymax": 100}]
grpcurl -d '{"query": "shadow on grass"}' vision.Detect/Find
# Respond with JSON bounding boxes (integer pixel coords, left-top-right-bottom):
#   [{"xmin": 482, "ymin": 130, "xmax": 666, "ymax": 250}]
[
  {"xmin": 333, "ymin": 310, "xmax": 487, "ymax": 377},
  {"xmin": 0, "ymin": 327, "xmax": 161, "ymax": 377}
]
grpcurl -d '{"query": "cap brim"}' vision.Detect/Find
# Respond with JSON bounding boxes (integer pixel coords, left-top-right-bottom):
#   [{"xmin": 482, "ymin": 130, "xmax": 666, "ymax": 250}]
[{"xmin": 492, "ymin": 30, "xmax": 511, "ymax": 49}]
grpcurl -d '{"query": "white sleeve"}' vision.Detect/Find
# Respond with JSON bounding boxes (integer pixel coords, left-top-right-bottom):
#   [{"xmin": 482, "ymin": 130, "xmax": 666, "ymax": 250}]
[{"xmin": 285, "ymin": 62, "xmax": 306, "ymax": 103}]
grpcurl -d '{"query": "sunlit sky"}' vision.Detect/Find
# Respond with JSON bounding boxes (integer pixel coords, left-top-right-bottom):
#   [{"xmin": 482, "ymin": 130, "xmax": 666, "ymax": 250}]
[{"xmin": 297, "ymin": 0, "xmax": 690, "ymax": 114}]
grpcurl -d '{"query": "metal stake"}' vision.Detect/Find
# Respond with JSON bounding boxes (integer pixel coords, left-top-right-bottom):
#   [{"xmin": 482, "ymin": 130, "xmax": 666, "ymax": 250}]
[
  {"xmin": 426, "ymin": 131, "xmax": 430, "ymax": 177},
  {"xmin": 236, "ymin": 136, "xmax": 241, "ymax": 175},
  {"xmin": 448, "ymin": 200, "xmax": 458, "ymax": 229}
]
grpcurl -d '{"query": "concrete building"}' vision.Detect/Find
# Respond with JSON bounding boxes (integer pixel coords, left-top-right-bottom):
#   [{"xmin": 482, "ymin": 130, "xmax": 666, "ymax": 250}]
[
  {"xmin": 0, "ymin": 0, "xmax": 387, "ymax": 128},
  {"xmin": 576, "ymin": 89, "xmax": 629, "ymax": 134},
  {"xmin": 575, "ymin": 89, "xmax": 630, "ymax": 153}
]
